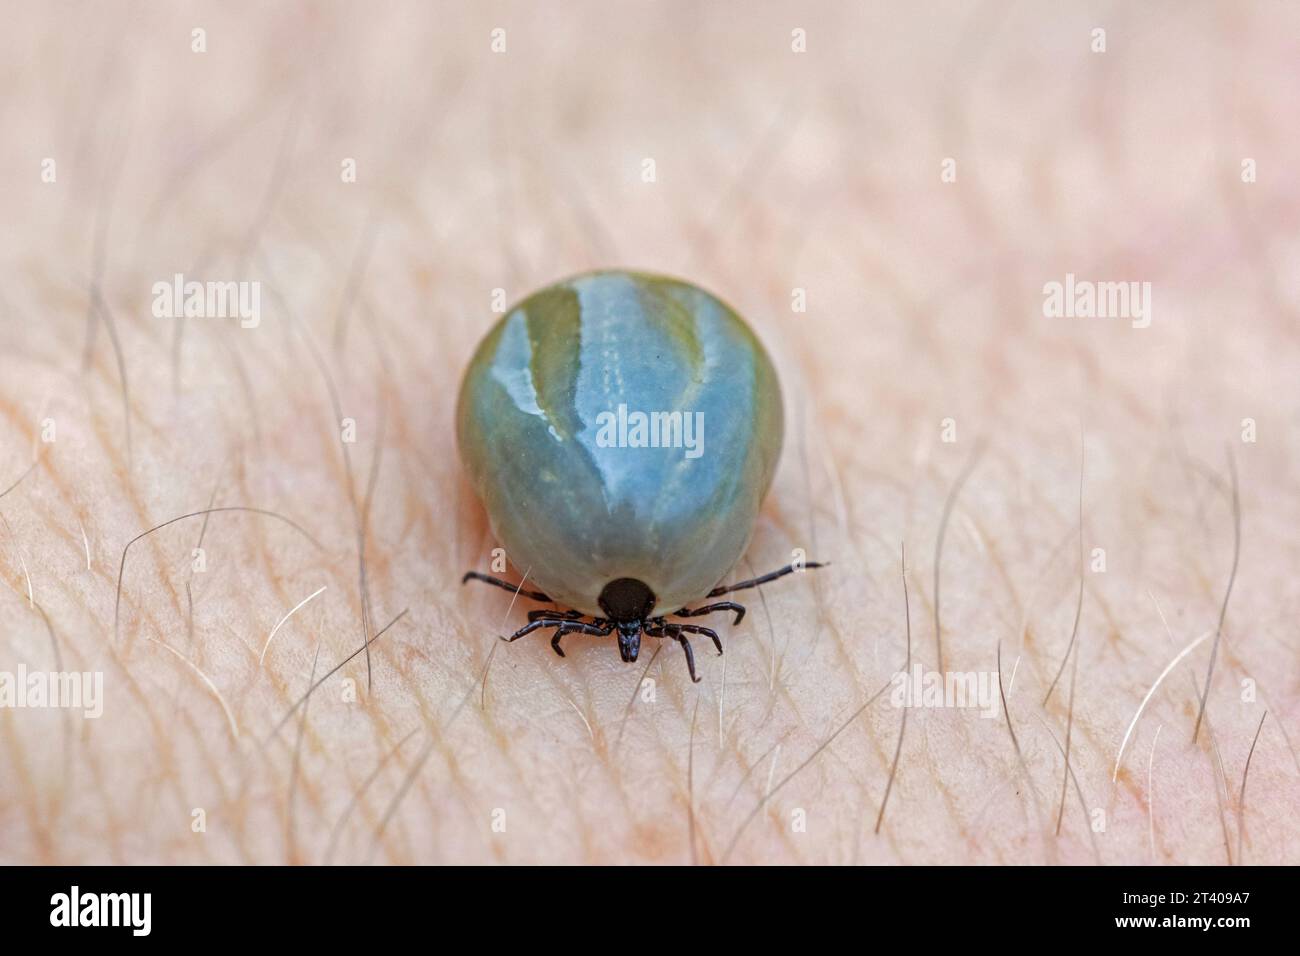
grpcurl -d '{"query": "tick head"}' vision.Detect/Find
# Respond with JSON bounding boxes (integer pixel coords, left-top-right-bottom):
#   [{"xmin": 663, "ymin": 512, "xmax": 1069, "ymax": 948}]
[{"xmin": 599, "ymin": 578, "xmax": 654, "ymax": 663}]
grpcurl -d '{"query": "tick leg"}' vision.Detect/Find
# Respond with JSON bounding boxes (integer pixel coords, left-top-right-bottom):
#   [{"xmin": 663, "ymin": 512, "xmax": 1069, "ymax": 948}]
[
  {"xmin": 462, "ymin": 571, "xmax": 552, "ymax": 603},
  {"xmin": 675, "ymin": 623, "xmax": 723, "ymax": 655},
  {"xmin": 503, "ymin": 619, "xmax": 556, "ymax": 642},
  {"xmin": 705, "ymin": 561, "xmax": 826, "ymax": 597},
  {"xmin": 529, "ymin": 608, "xmax": 582, "ymax": 622},
  {"xmin": 646, "ymin": 624, "xmax": 701, "ymax": 683},
  {"xmin": 505, "ymin": 616, "xmax": 611, "ymax": 647},
  {"xmin": 674, "ymin": 601, "xmax": 745, "ymax": 625},
  {"xmin": 548, "ymin": 619, "xmax": 613, "ymax": 657},
  {"xmin": 504, "ymin": 617, "xmax": 593, "ymax": 643},
  {"xmin": 672, "ymin": 629, "xmax": 701, "ymax": 683}
]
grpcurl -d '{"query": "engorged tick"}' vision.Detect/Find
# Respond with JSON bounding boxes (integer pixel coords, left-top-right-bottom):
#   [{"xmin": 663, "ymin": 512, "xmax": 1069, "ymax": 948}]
[{"xmin": 457, "ymin": 270, "xmax": 823, "ymax": 682}]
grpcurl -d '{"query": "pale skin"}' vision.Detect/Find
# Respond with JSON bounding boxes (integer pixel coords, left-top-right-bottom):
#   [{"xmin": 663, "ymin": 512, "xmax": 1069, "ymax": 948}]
[{"xmin": 1, "ymin": 2, "xmax": 1297, "ymax": 865}]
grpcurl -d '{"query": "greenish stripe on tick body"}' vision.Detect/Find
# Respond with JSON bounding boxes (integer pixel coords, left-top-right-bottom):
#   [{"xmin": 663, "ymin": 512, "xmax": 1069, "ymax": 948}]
[{"xmin": 521, "ymin": 283, "xmax": 583, "ymax": 443}]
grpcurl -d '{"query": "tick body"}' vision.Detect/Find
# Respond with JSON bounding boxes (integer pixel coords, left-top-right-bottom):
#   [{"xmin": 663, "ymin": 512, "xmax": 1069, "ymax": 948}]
[{"xmin": 458, "ymin": 270, "xmax": 821, "ymax": 681}]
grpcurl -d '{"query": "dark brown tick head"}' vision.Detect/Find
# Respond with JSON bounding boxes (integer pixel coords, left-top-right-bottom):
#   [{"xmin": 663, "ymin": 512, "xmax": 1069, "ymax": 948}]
[{"xmin": 599, "ymin": 578, "xmax": 656, "ymax": 662}]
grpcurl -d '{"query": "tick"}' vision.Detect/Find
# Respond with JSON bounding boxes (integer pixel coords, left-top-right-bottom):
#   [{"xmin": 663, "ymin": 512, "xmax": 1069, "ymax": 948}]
[{"xmin": 457, "ymin": 270, "xmax": 822, "ymax": 682}]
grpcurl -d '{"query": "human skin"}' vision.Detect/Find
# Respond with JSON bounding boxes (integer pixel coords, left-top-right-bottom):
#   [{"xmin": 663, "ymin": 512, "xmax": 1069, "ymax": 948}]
[{"xmin": 0, "ymin": 2, "xmax": 1297, "ymax": 865}]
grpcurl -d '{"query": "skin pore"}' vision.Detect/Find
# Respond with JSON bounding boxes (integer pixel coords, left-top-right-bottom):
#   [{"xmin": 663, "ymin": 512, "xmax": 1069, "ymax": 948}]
[{"xmin": 1, "ymin": 3, "xmax": 1297, "ymax": 864}]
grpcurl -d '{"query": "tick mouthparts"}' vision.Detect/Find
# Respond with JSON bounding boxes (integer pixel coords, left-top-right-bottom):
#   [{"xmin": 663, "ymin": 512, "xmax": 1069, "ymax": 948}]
[{"xmin": 617, "ymin": 629, "xmax": 641, "ymax": 662}]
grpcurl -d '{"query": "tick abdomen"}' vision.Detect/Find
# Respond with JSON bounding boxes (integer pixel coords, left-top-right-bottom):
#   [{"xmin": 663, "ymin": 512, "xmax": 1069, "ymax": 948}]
[{"xmin": 458, "ymin": 271, "xmax": 783, "ymax": 615}]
